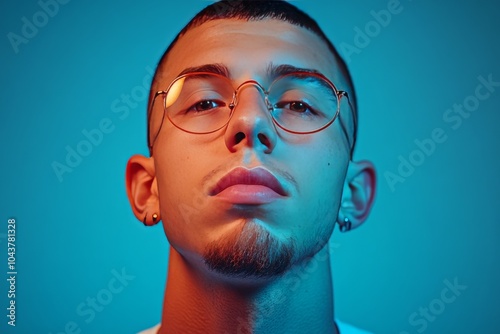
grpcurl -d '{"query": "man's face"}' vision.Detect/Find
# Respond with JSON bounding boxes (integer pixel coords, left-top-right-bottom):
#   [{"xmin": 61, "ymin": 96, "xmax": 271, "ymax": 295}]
[{"xmin": 151, "ymin": 19, "xmax": 352, "ymax": 279}]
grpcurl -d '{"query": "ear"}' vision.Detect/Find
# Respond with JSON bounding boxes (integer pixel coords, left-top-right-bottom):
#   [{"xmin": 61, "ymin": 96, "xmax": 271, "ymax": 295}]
[
  {"xmin": 125, "ymin": 154, "xmax": 160, "ymax": 226},
  {"xmin": 339, "ymin": 160, "xmax": 376, "ymax": 230}
]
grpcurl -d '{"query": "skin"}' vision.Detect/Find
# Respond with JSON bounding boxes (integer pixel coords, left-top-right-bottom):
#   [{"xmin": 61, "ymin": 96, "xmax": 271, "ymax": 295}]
[{"xmin": 127, "ymin": 18, "xmax": 376, "ymax": 334}]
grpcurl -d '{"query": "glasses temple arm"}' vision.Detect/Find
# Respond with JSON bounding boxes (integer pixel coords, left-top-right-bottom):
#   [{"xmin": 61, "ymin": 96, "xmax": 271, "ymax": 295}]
[
  {"xmin": 338, "ymin": 91, "xmax": 357, "ymax": 159},
  {"xmin": 147, "ymin": 91, "xmax": 166, "ymax": 154}
]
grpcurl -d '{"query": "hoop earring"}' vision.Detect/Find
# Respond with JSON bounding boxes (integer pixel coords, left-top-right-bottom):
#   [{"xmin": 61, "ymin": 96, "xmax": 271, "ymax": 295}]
[{"xmin": 338, "ymin": 217, "xmax": 352, "ymax": 233}]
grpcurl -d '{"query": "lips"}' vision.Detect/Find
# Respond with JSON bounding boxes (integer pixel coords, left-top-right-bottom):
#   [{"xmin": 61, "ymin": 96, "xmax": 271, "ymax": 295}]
[{"xmin": 210, "ymin": 167, "xmax": 287, "ymax": 204}]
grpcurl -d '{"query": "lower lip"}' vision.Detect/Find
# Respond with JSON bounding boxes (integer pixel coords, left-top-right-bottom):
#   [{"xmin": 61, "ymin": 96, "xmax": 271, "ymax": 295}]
[{"xmin": 213, "ymin": 185, "xmax": 284, "ymax": 204}]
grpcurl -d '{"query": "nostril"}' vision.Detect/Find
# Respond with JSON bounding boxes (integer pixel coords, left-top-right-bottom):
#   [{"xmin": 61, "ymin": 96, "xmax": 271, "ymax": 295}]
[
  {"xmin": 258, "ymin": 133, "xmax": 270, "ymax": 147},
  {"xmin": 234, "ymin": 132, "xmax": 245, "ymax": 144}
]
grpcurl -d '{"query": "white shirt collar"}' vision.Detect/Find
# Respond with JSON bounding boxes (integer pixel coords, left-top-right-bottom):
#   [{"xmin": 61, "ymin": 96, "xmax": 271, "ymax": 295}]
[{"xmin": 138, "ymin": 320, "xmax": 373, "ymax": 334}]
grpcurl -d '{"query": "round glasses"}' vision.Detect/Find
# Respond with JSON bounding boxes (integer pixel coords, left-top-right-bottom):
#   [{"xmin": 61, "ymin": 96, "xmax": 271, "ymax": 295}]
[{"xmin": 148, "ymin": 71, "xmax": 352, "ymax": 149}]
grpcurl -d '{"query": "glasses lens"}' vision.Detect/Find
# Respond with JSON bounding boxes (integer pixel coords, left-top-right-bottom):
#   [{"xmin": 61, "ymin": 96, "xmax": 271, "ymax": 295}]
[
  {"xmin": 268, "ymin": 73, "xmax": 339, "ymax": 133},
  {"xmin": 164, "ymin": 73, "xmax": 234, "ymax": 133}
]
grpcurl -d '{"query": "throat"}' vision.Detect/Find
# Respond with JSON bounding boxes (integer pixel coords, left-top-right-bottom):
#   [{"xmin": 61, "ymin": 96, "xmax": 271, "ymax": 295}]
[{"xmin": 159, "ymin": 245, "xmax": 337, "ymax": 334}]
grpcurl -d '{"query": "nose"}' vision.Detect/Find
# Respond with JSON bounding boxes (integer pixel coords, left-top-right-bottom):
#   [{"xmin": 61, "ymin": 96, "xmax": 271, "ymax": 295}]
[{"xmin": 224, "ymin": 82, "xmax": 277, "ymax": 153}]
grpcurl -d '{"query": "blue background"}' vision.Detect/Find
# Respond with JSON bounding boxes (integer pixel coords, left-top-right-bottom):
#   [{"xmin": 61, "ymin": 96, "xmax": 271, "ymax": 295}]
[{"xmin": 1, "ymin": 0, "xmax": 499, "ymax": 333}]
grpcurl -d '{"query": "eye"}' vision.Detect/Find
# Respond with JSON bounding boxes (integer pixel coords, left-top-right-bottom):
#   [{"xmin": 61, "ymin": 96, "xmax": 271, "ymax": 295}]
[
  {"xmin": 288, "ymin": 101, "xmax": 308, "ymax": 113},
  {"xmin": 275, "ymin": 101, "xmax": 315, "ymax": 114},
  {"xmin": 188, "ymin": 100, "xmax": 225, "ymax": 112}
]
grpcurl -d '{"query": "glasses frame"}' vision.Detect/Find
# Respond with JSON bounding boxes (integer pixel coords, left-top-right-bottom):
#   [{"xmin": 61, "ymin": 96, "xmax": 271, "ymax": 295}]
[{"xmin": 147, "ymin": 71, "xmax": 356, "ymax": 153}]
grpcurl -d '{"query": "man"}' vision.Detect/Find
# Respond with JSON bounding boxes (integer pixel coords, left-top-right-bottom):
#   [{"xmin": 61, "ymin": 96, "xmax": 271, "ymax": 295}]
[{"xmin": 126, "ymin": 1, "xmax": 376, "ymax": 333}]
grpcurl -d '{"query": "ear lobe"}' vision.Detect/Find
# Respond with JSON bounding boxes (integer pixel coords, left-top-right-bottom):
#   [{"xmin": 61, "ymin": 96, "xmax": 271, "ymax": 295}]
[
  {"xmin": 125, "ymin": 154, "xmax": 160, "ymax": 225},
  {"xmin": 339, "ymin": 160, "xmax": 376, "ymax": 230}
]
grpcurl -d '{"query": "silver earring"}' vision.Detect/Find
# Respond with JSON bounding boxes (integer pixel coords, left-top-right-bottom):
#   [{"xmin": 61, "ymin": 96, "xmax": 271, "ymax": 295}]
[{"xmin": 338, "ymin": 217, "xmax": 352, "ymax": 233}]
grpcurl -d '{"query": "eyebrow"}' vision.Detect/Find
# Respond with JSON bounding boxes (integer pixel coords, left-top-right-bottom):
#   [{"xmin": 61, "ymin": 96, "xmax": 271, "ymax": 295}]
[
  {"xmin": 178, "ymin": 64, "xmax": 230, "ymax": 77},
  {"xmin": 267, "ymin": 63, "xmax": 336, "ymax": 98},
  {"xmin": 266, "ymin": 63, "xmax": 322, "ymax": 79},
  {"xmin": 177, "ymin": 63, "xmax": 322, "ymax": 80}
]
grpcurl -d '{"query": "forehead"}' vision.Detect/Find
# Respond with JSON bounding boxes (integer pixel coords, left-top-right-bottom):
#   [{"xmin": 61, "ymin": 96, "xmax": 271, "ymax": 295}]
[{"xmin": 163, "ymin": 19, "xmax": 343, "ymax": 86}]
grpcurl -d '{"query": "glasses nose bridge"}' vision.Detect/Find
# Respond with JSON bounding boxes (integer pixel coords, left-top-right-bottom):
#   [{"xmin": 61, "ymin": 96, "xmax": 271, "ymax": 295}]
[{"xmin": 231, "ymin": 79, "xmax": 272, "ymax": 111}]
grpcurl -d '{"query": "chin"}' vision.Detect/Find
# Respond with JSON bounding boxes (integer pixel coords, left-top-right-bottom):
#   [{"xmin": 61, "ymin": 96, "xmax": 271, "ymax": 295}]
[{"xmin": 202, "ymin": 221, "xmax": 297, "ymax": 281}]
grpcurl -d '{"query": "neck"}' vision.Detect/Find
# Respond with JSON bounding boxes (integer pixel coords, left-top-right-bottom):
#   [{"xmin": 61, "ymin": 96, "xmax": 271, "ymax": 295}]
[{"xmin": 159, "ymin": 244, "xmax": 338, "ymax": 334}]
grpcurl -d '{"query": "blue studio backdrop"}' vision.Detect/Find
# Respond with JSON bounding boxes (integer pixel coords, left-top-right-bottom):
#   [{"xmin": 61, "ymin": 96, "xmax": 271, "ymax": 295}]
[{"xmin": 1, "ymin": 0, "xmax": 500, "ymax": 333}]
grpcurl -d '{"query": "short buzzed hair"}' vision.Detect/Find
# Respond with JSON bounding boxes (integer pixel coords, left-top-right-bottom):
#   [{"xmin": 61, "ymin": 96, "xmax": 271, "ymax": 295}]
[{"xmin": 148, "ymin": 0, "xmax": 357, "ymax": 154}]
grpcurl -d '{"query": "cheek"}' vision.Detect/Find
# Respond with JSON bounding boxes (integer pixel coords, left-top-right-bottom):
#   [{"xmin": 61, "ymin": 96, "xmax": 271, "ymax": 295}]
[
  {"xmin": 154, "ymin": 131, "xmax": 214, "ymax": 185},
  {"xmin": 153, "ymin": 135, "xmax": 227, "ymax": 254},
  {"xmin": 293, "ymin": 136, "xmax": 348, "ymax": 192},
  {"xmin": 288, "ymin": 138, "xmax": 347, "ymax": 226},
  {"xmin": 153, "ymin": 143, "xmax": 203, "ymax": 243}
]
